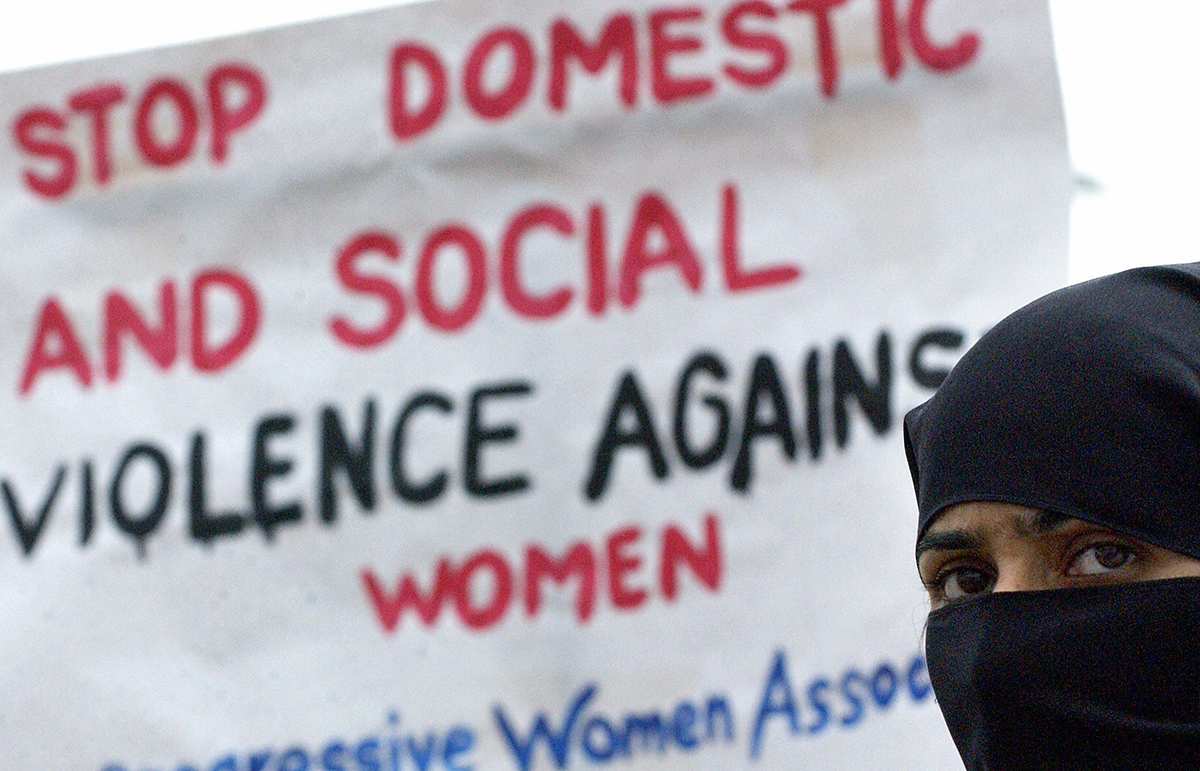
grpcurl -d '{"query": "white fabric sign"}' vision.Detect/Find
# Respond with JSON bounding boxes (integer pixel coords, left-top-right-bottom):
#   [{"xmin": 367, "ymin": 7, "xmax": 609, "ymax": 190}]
[{"xmin": 0, "ymin": 0, "xmax": 1067, "ymax": 768}]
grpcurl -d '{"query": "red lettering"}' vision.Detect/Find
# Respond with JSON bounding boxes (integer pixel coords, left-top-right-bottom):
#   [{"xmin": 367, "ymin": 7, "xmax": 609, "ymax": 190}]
[
  {"xmin": 548, "ymin": 14, "xmax": 638, "ymax": 110},
  {"xmin": 721, "ymin": 183, "xmax": 801, "ymax": 291},
  {"xmin": 329, "ymin": 231, "xmax": 406, "ymax": 348},
  {"xmin": 617, "ymin": 192, "xmax": 704, "ymax": 307},
  {"xmin": 13, "ymin": 108, "xmax": 76, "ymax": 199},
  {"xmin": 660, "ymin": 514, "xmax": 722, "ymax": 600},
  {"xmin": 787, "ymin": 0, "xmax": 850, "ymax": 98},
  {"xmin": 722, "ymin": 1, "xmax": 788, "ymax": 89},
  {"xmin": 455, "ymin": 549, "xmax": 513, "ymax": 630},
  {"xmin": 525, "ymin": 542, "xmax": 597, "ymax": 622},
  {"xmin": 19, "ymin": 298, "xmax": 92, "ymax": 395},
  {"xmin": 464, "ymin": 28, "xmax": 536, "ymax": 120},
  {"xmin": 362, "ymin": 560, "xmax": 456, "ymax": 632},
  {"xmin": 326, "ymin": 183, "xmax": 759, "ymax": 335},
  {"xmin": 878, "ymin": 0, "xmax": 904, "ymax": 79},
  {"xmin": 415, "ymin": 225, "xmax": 488, "ymax": 332},
  {"xmin": 908, "ymin": 0, "xmax": 980, "ymax": 71},
  {"xmin": 103, "ymin": 281, "xmax": 178, "ymax": 381},
  {"xmin": 207, "ymin": 64, "xmax": 267, "ymax": 164},
  {"xmin": 649, "ymin": 7, "xmax": 715, "ymax": 103},
  {"xmin": 500, "ymin": 204, "xmax": 575, "ymax": 319},
  {"xmin": 586, "ymin": 203, "xmax": 609, "ymax": 316},
  {"xmin": 15, "ymin": 62, "xmax": 264, "ymax": 198},
  {"xmin": 134, "ymin": 79, "xmax": 199, "ymax": 167},
  {"xmin": 363, "ymin": 514, "xmax": 722, "ymax": 633},
  {"xmin": 607, "ymin": 525, "xmax": 647, "ymax": 610},
  {"xmin": 389, "ymin": 43, "xmax": 448, "ymax": 141},
  {"xmin": 68, "ymin": 83, "xmax": 126, "ymax": 186},
  {"xmin": 190, "ymin": 269, "xmax": 261, "ymax": 372}
]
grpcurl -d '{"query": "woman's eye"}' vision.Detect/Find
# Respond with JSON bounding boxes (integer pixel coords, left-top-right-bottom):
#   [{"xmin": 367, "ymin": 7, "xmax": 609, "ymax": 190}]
[
  {"xmin": 1069, "ymin": 543, "xmax": 1134, "ymax": 576},
  {"xmin": 939, "ymin": 566, "xmax": 995, "ymax": 601}
]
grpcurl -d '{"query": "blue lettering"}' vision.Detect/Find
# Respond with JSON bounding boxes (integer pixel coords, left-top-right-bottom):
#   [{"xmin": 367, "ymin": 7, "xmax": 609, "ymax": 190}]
[
  {"xmin": 209, "ymin": 755, "xmax": 237, "ymax": 771},
  {"xmin": 750, "ymin": 650, "xmax": 800, "ymax": 760},
  {"xmin": 278, "ymin": 747, "xmax": 310, "ymax": 771},
  {"xmin": 871, "ymin": 663, "xmax": 899, "ymax": 708},
  {"xmin": 622, "ymin": 713, "xmax": 666, "ymax": 754},
  {"xmin": 103, "ymin": 651, "xmax": 933, "ymax": 771},
  {"xmin": 356, "ymin": 738, "xmax": 382, "ymax": 771},
  {"xmin": 388, "ymin": 740, "xmax": 400, "ymax": 771},
  {"xmin": 704, "ymin": 697, "xmax": 735, "ymax": 742},
  {"xmin": 407, "ymin": 734, "xmax": 437, "ymax": 771},
  {"xmin": 580, "ymin": 716, "xmax": 621, "ymax": 762},
  {"xmin": 387, "ymin": 711, "xmax": 401, "ymax": 771},
  {"xmin": 493, "ymin": 683, "xmax": 597, "ymax": 771},
  {"xmin": 442, "ymin": 726, "xmax": 475, "ymax": 771},
  {"xmin": 805, "ymin": 678, "xmax": 832, "ymax": 735},
  {"xmin": 322, "ymin": 741, "xmax": 351, "ymax": 771},
  {"xmin": 907, "ymin": 654, "xmax": 932, "ymax": 701},
  {"xmin": 671, "ymin": 703, "xmax": 699, "ymax": 751},
  {"xmin": 838, "ymin": 670, "xmax": 867, "ymax": 727}
]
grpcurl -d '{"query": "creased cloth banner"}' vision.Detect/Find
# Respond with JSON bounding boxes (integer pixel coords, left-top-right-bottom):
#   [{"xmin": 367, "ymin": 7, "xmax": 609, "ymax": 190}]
[{"xmin": 0, "ymin": 0, "xmax": 1067, "ymax": 768}]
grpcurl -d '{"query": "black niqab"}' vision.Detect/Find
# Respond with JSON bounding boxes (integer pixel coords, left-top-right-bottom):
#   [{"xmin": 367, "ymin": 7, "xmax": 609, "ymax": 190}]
[{"xmin": 904, "ymin": 264, "xmax": 1200, "ymax": 770}]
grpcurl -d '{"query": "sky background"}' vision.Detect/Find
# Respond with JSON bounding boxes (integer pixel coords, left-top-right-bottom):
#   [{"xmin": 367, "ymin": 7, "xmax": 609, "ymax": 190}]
[{"xmin": 0, "ymin": 0, "xmax": 1195, "ymax": 285}]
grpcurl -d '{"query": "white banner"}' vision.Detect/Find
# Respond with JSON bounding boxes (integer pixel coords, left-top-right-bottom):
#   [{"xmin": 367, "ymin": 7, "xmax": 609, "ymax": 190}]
[{"xmin": 0, "ymin": 0, "xmax": 1067, "ymax": 768}]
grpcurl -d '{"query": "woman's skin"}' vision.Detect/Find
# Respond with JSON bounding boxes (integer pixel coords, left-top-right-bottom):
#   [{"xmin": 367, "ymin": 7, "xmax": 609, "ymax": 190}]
[{"xmin": 916, "ymin": 501, "xmax": 1200, "ymax": 610}]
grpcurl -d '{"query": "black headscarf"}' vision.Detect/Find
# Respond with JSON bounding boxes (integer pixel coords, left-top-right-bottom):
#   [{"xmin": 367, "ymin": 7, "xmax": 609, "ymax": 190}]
[{"xmin": 904, "ymin": 263, "xmax": 1200, "ymax": 770}]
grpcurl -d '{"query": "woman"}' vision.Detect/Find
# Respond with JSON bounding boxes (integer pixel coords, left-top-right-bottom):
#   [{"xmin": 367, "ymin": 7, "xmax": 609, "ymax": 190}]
[{"xmin": 904, "ymin": 263, "xmax": 1200, "ymax": 769}]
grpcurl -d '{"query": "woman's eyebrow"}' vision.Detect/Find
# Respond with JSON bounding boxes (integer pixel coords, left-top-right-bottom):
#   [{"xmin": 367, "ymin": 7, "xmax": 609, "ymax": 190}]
[
  {"xmin": 1014, "ymin": 509, "xmax": 1070, "ymax": 537},
  {"xmin": 916, "ymin": 530, "xmax": 982, "ymax": 561}
]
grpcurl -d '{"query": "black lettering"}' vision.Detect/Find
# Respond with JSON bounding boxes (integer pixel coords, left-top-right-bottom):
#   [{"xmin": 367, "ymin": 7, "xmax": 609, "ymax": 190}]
[
  {"xmin": 731, "ymin": 354, "xmax": 796, "ymax": 492},
  {"xmin": 252, "ymin": 414, "xmax": 302, "ymax": 540},
  {"xmin": 390, "ymin": 391, "xmax": 453, "ymax": 504},
  {"xmin": 833, "ymin": 332, "xmax": 892, "ymax": 448},
  {"xmin": 673, "ymin": 352, "xmax": 730, "ymax": 469},
  {"xmin": 79, "ymin": 459, "xmax": 95, "ymax": 547},
  {"xmin": 320, "ymin": 400, "xmax": 377, "ymax": 523},
  {"xmin": 908, "ymin": 328, "xmax": 965, "ymax": 389},
  {"xmin": 2, "ymin": 465, "xmax": 66, "ymax": 557},
  {"xmin": 465, "ymin": 381, "xmax": 534, "ymax": 498},
  {"xmin": 109, "ymin": 443, "xmax": 172, "ymax": 559},
  {"xmin": 804, "ymin": 349, "xmax": 822, "ymax": 460},
  {"xmin": 584, "ymin": 372, "xmax": 669, "ymax": 501},
  {"xmin": 189, "ymin": 431, "xmax": 246, "ymax": 544}
]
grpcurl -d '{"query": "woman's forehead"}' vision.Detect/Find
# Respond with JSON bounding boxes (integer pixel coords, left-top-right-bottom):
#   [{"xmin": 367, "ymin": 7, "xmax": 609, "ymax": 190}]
[
  {"xmin": 928, "ymin": 502, "xmax": 1069, "ymax": 535},
  {"xmin": 916, "ymin": 503, "xmax": 1081, "ymax": 566}
]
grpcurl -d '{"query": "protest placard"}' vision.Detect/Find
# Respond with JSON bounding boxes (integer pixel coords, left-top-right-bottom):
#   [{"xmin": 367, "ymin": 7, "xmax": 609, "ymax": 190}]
[{"xmin": 0, "ymin": 1, "xmax": 1067, "ymax": 767}]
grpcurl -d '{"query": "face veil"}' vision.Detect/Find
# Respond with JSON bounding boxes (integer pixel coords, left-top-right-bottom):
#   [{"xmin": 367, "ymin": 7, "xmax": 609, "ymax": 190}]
[{"xmin": 903, "ymin": 264, "xmax": 1200, "ymax": 770}]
